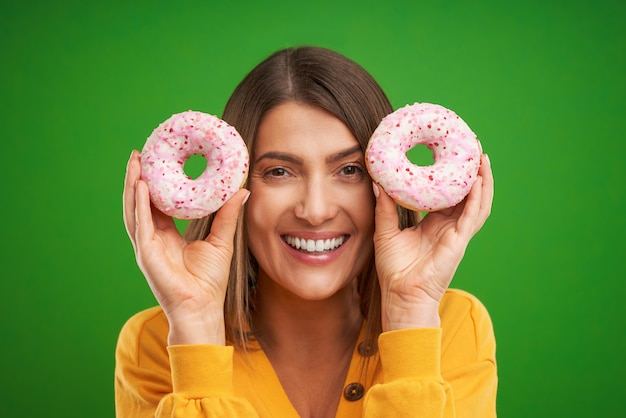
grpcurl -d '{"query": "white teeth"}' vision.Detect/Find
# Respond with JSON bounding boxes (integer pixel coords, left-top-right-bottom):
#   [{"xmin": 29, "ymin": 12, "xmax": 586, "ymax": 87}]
[{"xmin": 285, "ymin": 235, "xmax": 345, "ymax": 253}]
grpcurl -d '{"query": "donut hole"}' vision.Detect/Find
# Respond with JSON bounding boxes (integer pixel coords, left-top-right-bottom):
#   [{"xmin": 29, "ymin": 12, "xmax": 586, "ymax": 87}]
[
  {"xmin": 183, "ymin": 153, "xmax": 208, "ymax": 179},
  {"xmin": 406, "ymin": 144, "xmax": 435, "ymax": 166}
]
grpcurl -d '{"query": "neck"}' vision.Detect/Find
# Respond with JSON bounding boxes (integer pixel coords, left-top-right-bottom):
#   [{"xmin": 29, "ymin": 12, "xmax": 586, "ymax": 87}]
[{"xmin": 252, "ymin": 275, "xmax": 363, "ymax": 355}]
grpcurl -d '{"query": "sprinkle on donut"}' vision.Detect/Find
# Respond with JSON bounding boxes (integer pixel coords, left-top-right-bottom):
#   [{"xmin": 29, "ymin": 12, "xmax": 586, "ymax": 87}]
[
  {"xmin": 140, "ymin": 110, "xmax": 249, "ymax": 219},
  {"xmin": 365, "ymin": 103, "xmax": 481, "ymax": 212}
]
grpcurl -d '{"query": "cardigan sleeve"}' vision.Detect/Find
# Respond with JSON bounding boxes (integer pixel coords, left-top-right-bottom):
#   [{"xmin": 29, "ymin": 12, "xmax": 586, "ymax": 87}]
[
  {"xmin": 114, "ymin": 307, "xmax": 259, "ymax": 417},
  {"xmin": 362, "ymin": 290, "xmax": 497, "ymax": 417}
]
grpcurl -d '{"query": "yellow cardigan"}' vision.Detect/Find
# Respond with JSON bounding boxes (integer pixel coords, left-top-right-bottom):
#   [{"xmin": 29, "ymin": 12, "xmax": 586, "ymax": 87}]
[{"xmin": 115, "ymin": 288, "xmax": 497, "ymax": 417}]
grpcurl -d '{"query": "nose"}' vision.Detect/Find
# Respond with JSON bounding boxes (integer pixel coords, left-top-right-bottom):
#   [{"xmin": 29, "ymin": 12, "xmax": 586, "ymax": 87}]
[{"xmin": 294, "ymin": 176, "xmax": 339, "ymax": 226}]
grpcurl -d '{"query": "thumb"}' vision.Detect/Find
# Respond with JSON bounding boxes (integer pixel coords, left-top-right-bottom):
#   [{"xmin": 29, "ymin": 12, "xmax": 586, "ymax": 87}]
[
  {"xmin": 206, "ymin": 188, "xmax": 250, "ymax": 248},
  {"xmin": 373, "ymin": 182, "xmax": 400, "ymax": 239}
]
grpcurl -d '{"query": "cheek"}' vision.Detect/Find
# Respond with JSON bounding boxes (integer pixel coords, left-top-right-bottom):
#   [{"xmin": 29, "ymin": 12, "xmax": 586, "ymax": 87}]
[
  {"xmin": 349, "ymin": 184, "xmax": 376, "ymax": 229},
  {"xmin": 245, "ymin": 192, "xmax": 274, "ymax": 234},
  {"xmin": 245, "ymin": 196, "xmax": 270, "ymax": 264},
  {"xmin": 349, "ymin": 192, "xmax": 376, "ymax": 272},
  {"xmin": 244, "ymin": 185, "xmax": 292, "ymax": 246}
]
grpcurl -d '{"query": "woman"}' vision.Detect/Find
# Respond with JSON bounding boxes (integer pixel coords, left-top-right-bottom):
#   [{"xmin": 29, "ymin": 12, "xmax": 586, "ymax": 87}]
[{"xmin": 117, "ymin": 46, "xmax": 496, "ymax": 417}]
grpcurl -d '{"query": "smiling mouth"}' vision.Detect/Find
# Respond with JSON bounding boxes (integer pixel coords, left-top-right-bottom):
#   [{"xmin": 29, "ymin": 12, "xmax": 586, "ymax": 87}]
[{"xmin": 283, "ymin": 235, "xmax": 347, "ymax": 254}]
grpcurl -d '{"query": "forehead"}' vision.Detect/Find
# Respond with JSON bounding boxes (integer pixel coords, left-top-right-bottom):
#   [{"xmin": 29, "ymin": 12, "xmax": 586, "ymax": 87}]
[{"xmin": 254, "ymin": 102, "xmax": 360, "ymax": 158}]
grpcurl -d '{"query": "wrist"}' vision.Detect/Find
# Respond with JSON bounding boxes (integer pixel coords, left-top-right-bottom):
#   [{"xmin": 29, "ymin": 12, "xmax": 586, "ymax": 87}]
[
  {"xmin": 381, "ymin": 291, "xmax": 441, "ymax": 331},
  {"xmin": 167, "ymin": 309, "xmax": 226, "ymax": 346}
]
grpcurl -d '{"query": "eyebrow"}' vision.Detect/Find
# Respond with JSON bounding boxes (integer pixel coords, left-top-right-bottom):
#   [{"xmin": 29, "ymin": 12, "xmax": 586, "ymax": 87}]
[
  {"xmin": 326, "ymin": 145, "xmax": 363, "ymax": 163},
  {"xmin": 254, "ymin": 145, "xmax": 363, "ymax": 165}
]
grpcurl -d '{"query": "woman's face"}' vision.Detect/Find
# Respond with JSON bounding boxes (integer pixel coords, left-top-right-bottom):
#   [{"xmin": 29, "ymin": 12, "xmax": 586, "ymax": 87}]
[{"xmin": 246, "ymin": 102, "xmax": 375, "ymax": 301}]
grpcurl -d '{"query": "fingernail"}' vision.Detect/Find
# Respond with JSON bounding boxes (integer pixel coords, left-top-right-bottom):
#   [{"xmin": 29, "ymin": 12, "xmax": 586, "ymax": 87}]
[
  {"xmin": 372, "ymin": 182, "xmax": 380, "ymax": 199},
  {"xmin": 485, "ymin": 154, "xmax": 491, "ymax": 166},
  {"xmin": 241, "ymin": 191, "xmax": 251, "ymax": 206}
]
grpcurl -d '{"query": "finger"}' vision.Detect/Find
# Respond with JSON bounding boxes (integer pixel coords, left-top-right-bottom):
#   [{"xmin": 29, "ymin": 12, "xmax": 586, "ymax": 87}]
[
  {"xmin": 123, "ymin": 150, "xmax": 141, "ymax": 244},
  {"xmin": 134, "ymin": 178, "xmax": 156, "ymax": 250},
  {"xmin": 373, "ymin": 182, "xmax": 400, "ymax": 239},
  {"xmin": 457, "ymin": 175, "xmax": 483, "ymax": 238},
  {"xmin": 206, "ymin": 189, "xmax": 251, "ymax": 249},
  {"xmin": 435, "ymin": 199, "xmax": 465, "ymax": 218},
  {"xmin": 458, "ymin": 154, "xmax": 493, "ymax": 237},
  {"xmin": 471, "ymin": 154, "xmax": 494, "ymax": 231},
  {"xmin": 479, "ymin": 154, "xmax": 494, "ymax": 219},
  {"xmin": 152, "ymin": 202, "xmax": 179, "ymax": 234}
]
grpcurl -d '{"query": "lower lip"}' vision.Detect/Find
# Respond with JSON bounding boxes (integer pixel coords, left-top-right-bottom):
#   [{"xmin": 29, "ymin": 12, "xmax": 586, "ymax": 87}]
[{"xmin": 282, "ymin": 238, "xmax": 348, "ymax": 265}]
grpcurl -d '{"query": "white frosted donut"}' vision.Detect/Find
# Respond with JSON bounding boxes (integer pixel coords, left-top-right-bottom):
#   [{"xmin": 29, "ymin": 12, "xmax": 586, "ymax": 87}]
[
  {"xmin": 140, "ymin": 110, "xmax": 249, "ymax": 219},
  {"xmin": 365, "ymin": 103, "xmax": 481, "ymax": 212}
]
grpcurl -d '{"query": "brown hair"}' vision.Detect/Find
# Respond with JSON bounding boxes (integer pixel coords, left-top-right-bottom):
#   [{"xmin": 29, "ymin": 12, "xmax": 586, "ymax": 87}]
[{"xmin": 184, "ymin": 46, "xmax": 419, "ymax": 350}]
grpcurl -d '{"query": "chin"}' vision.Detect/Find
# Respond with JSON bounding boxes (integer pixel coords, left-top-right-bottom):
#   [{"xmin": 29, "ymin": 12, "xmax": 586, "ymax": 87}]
[{"xmin": 286, "ymin": 274, "xmax": 357, "ymax": 302}]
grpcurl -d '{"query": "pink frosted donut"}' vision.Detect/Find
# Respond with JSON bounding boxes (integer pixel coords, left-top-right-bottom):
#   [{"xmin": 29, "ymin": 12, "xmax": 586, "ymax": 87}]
[
  {"xmin": 365, "ymin": 103, "xmax": 481, "ymax": 212},
  {"xmin": 140, "ymin": 110, "xmax": 249, "ymax": 219}
]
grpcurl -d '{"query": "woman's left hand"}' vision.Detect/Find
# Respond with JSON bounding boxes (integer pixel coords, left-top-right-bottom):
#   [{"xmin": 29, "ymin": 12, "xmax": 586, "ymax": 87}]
[{"xmin": 373, "ymin": 154, "xmax": 494, "ymax": 331}]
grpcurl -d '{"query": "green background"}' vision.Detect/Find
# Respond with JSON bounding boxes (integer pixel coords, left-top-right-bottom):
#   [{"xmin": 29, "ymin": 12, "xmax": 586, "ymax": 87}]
[{"xmin": 2, "ymin": 0, "xmax": 624, "ymax": 416}]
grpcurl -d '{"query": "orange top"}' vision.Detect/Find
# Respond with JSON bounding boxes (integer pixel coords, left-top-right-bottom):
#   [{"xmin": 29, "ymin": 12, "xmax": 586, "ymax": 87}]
[{"xmin": 115, "ymin": 288, "xmax": 497, "ymax": 417}]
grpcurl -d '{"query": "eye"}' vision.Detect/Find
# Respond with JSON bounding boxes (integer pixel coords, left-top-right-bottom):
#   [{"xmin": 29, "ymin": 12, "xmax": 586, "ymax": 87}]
[
  {"xmin": 340, "ymin": 165, "xmax": 362, "ymax": 176},
  {"xmin": 265, "ymin": 167, "xmax": 289, "ymax": 178}
]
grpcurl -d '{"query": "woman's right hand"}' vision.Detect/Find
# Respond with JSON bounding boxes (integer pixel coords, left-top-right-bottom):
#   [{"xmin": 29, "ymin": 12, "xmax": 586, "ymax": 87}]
[{"xmin": 123, "ymin": 150, "xmax": 250, "ymax": 346}]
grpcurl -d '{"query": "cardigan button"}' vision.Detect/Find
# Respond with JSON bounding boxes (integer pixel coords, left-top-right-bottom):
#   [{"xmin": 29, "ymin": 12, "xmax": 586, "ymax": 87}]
[
  {"xmin": 343, "ymin": 382, "xmax": 364, "ymax": 401},
  {"xmin": 357, "ymin": 341, "xmax": 376, "ymax": 357}
]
